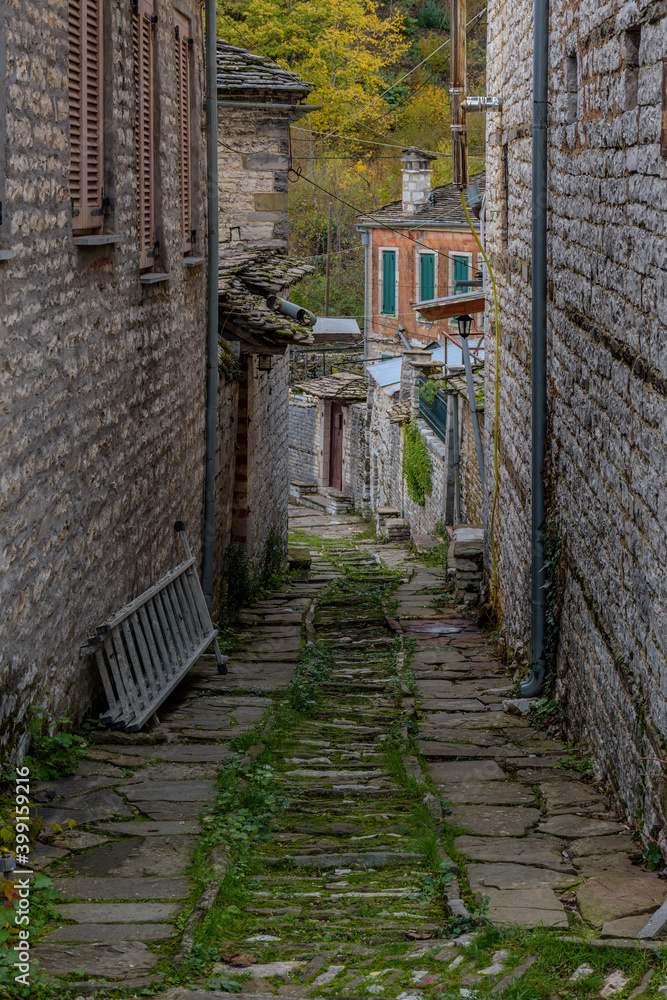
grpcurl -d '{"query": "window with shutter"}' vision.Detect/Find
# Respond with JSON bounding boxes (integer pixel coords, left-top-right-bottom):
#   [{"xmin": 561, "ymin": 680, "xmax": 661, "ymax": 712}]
[
  {"xmin": 382, "ymin": 250, "xmax": 396, "ymax": 315},
  {"xmin": 174, "ymin": 11, "xmax": 192, "ymax": 254},
  {"xmin": 134, "ymin": 0, "xmax": 155, "ymax": 269},
  {"xmin": 68, "ymin": 0, "xmax": 104, "ymax": 234},
  {"xmin": 454, "ymin": 254, "xmax": 470, "ymax": 294},
  {"xmin": 420, "ymin": 252, "xmax": 435, "ymax": 301}
]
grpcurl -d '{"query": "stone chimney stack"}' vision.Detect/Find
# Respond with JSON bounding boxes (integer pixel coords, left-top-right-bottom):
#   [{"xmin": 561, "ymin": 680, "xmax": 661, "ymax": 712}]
[{"xmin": 401, "ymin": 147, "xmax": 436, "ymax": 215}]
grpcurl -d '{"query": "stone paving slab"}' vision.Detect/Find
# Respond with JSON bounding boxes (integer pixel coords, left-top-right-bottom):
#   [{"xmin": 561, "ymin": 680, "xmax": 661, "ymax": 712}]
[
  {"xmin": 438, "ymin": 782, "xmax": 537, "ymax": 805},
  {"xmin": 42, "ymin": 922, "xmax": 175, "ymax": 943},
  {"xmin": 54, "ymin": 876, "xmax": 190, "ymax": 900},
  {"xmin": 429, "ymin": 760, "xmax": 506, "ymax": 782},
  {"xmin": 481, "ymin": 887, "xmax": 568, "ymax": 927},
  {"xmin": 34, "ymin": 941, "xmax": 159, "ymax": 979},
  {"xmin": 67, "ymin": 835, "xmax": 194, "ymax": 878},
  {"xmin": 577, "ymin": 873, "xmax": 667, "ymax": 926},
  {"xmin": 448, "ymin": 805, "xmax": 541, "ymax": 836},
  {"xmin": 57, "ymin": 902, "xmax": 180, "ymax": 922},
  {"xmin": 454, "ymin": 835, "xmax": 573, "ymax": 870},
  {"xmin": 539, "ymin": 814, "xmax": 625, "ymax": 837},
  {"xmin": 94, "ymin": 820, "xmax": 199, "ymax": 836},
  {"xmin": 468, "ymin": 862, "xmax": 581, "ymax": 890},
  {"xmin": 121, "ymin": 780, "xmax": 216, "ymax": 801}
]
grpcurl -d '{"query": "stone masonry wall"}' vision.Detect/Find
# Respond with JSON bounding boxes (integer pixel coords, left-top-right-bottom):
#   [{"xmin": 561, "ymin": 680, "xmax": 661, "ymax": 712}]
[
  {"xmin": 245, "ymin": 352, "xmax": 290, "ymax": 563},
  {"xmin": 460, "ymin": 400, "xmax": 485, "ymax": 525},
  {"xmin": 213, "ymin": 378, "xmax": 240, "ymax": 616},
  {"xmin": 0, "ymin": 0, "xmax": 208, "ymax": 759},
  {"xmin": 217, "ymin": 106, "xmax": 288, "ymax": 252},
  {"xmin": 343, "ymin": 403, "xmax": 369, "ymax": 512},
  {"xmin": 288, "ymin": 396, "xmax": 320, "ymax": 484},
  {"xmin": 368, "ymin": 384, "xmax": 450, "ymax": 535},
  {"xmin": 485, "ymin": 0, "xmax": 667, "ymax": 846}
]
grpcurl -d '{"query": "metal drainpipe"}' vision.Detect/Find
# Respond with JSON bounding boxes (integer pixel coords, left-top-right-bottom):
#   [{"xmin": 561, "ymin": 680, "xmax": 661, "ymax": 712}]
[
  {"xmin": 520, "ymin": 0, "xmax": 549, "ymax": 697},
  {"xmin": 202, "ymin": 0, "xmax": 219, "ymax": 606},
  {"xmin": 360, "ymin": 229, "xmax": 370, "ymax": 363}
]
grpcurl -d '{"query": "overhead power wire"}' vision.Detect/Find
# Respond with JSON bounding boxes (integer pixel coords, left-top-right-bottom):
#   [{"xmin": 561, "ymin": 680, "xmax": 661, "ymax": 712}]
[
  {"xmin": 288, "ymin": 165, "xmax": 482, "ymax": 268},
  {"xmin": 315, "ymin": 5, "xmax": 488, "ymax": 144}
]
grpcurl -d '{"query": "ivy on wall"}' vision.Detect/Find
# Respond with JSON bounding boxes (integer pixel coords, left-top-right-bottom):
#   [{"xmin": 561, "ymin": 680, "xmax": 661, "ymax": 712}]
[{"xmin": 402, "ymin": 417, "xmax": 433, "ymax": 506}]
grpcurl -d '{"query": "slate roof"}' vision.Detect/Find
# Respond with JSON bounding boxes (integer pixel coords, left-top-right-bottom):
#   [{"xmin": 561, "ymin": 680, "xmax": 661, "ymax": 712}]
[
  {"xmin": 216, "ymin": 41, "xmax": 313, "ymax": 100},
  {"xmin": 218, "ymin": 248, "xmax": 316, "ymax": 350},
  {"xmin": 357, "ymin": 172, "xmax": 485, "ymax": 228},
  {"xmin": 292, "ymin": 372, "xmax": 367, "ymax": 402}
]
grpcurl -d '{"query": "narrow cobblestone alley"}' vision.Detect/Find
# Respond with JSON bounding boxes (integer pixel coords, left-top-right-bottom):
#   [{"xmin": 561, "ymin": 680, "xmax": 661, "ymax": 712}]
[{"xmin": 27, "ymin": 508, "xmax": 667, "ymax": 998}]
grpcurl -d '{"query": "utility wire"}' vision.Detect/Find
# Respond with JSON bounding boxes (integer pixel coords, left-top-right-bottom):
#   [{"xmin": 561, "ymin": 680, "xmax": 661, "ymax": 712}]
[
  {"xmin": 314, "ymin": 6, "xmax": 488, "ymax": 145},
  {"xmin": 288, "ymin": 166, "xmax": 482, "ymax": 268}
]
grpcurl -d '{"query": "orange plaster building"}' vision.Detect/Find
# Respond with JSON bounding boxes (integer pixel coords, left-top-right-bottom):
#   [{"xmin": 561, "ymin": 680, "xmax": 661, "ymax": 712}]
[{"xmin": 357, "ymin": 148, "xmax": 485, "ymax": 358}]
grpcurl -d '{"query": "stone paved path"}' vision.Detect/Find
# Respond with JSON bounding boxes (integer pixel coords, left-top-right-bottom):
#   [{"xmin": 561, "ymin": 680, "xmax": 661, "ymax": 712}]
[{"xmin": 29, "ymin": 506, "xmax": 667, "ymax": 998}]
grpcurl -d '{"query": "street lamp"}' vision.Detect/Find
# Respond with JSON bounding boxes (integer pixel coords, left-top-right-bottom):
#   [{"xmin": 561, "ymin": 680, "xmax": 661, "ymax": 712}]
[
  {"xmin": 456, "ymin": 314, "xmax": 485, "ymax": 495},
  {"xmin": 456, "ymin": 314, "xmax": 472, "ymax": 339}
]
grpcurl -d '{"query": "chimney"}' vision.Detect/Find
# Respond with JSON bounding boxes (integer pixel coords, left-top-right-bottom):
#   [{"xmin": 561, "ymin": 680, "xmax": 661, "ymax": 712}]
[{"xmin": 401, "ymin": 146, "xmax": 436, "ymax": 215}]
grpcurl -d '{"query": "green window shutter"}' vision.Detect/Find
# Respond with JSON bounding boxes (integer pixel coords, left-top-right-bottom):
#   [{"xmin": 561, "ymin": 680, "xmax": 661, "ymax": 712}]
[
  {"xmin": 420, "ymin": 253, "xmax": 434, "ymax": 300},
  {"xmin": 382, "ymin": 251, "xmax": 396, "ymax": 314},
  {"xmin": 454, "ymin": 255, "xmax": 469, "ymax": 294}
]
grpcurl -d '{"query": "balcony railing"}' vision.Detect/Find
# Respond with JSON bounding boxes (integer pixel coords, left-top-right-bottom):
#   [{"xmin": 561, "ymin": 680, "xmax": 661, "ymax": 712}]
[{"xmin": 418, "ymin": 375, "xmax": 448, "ymax": 443}]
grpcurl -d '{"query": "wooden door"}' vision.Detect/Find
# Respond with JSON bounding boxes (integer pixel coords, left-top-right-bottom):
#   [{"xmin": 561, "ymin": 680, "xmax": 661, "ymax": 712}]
[{"xmin": 329, "ymin": 403, "xmax": 343, "ymax": 490}]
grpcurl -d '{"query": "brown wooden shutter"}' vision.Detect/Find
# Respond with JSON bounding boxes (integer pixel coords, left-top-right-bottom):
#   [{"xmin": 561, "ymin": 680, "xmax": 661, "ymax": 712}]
[
  {"xmin": 134, "ymin": 0, "xmax": 155, "ymax": 269},
  {"xmin": 174, "ymin": 11, "xmax": 192, "ymax": 253},
  {"xmin": 69, "ymin": 0, "xmax": 104, "ymax": 234}
]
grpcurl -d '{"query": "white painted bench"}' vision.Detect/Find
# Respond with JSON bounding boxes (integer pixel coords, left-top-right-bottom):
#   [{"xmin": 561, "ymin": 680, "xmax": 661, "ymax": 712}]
[{"xmin": 82, "ymin": 522, "xmax": 227, "ymax": 731}]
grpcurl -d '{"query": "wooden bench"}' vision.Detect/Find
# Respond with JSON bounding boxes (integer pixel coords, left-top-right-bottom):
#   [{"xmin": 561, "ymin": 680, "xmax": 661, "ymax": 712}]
[{"xmin": 82, "ymin": 522, "xmax": 227, "ymax": 731}]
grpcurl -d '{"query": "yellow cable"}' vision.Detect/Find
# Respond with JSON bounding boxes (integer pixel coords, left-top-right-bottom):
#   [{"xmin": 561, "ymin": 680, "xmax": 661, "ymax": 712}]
[{"xmin": 460, "ymin": 190, "xmax": 500, "ymax": 613}]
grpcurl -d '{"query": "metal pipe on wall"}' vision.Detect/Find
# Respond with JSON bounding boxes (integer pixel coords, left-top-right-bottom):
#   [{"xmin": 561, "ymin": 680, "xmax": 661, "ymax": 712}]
[
  {"xmin": 450, "ymin": 0, "xmax": 468, "ymax": 190},
  {"xmin": 202, "ymin": 0, "xmax": 219, "ymax": 606},
  {"xmin": 520, "ymin": 0, "xmax": 550, "ymax": 697}
]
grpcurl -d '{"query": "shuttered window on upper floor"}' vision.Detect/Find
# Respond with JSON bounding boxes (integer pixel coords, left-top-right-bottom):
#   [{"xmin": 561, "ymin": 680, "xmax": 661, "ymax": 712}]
[
  {"xmin": 420, "ymin": 252, "xmax": 435, "ymax": 301},
  {"xmin": 382, "ymin": 250, "xmax": 396, "ymax": 315},
  {"xmin": 68, "ymin": 0, "xmax": 104, "ymax": 234},
  {"xmin": 134, "ymin": 0, "xmax": 156, "ymax": 269},
  {"xmin": 174, "ymin": 10, "xmax": 192, "ymax": 254}
]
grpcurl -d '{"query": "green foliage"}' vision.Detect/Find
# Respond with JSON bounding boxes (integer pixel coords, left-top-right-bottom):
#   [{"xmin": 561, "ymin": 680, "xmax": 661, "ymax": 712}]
[
  {"xmin": 402, "ymin": 417, "xmax": 433, "ymax": 506},
  {"xmin": 643, "ymin": 841, "xmax": 663, "ymax": 871},
  {"xmin": 218, "ymin": 342, "xmax": 243, "ymax": 386},
  {"xmin": 18, "ymin": 709, "xmax": 87, "ymax": 782},
  {"xmin": 416, "ymin": 0, "xmax": 449, "ymax": 30},
  {"xmin": 219, "ymin": 524, "xmax": 287, "ymax": 623},
  {"xmin": 559, "ymin": 749, "xmax": 594, "ymax": 776},
  {"xmin": 0, "ymin": 873, "xmax": 61, "ymax": 994}
]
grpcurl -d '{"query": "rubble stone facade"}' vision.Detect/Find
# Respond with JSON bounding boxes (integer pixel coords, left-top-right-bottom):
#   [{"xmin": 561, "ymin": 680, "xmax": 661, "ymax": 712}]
[
  {"xmin": 0, "ymin": 0, "xmax": 208, "ymax": 757},
  {"xmin": 485, "ymin": 0, "xmax": 667, "ymax": 846}
]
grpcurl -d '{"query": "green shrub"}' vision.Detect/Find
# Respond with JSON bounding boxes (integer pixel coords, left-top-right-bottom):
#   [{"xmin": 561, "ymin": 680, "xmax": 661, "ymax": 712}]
[{"xmin": 402, "ymin": 417, "xmax": 433, "ymax": 506}]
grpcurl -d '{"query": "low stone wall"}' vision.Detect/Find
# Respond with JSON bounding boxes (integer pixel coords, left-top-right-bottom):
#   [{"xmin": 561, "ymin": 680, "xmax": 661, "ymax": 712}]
[
  {"xmin": 460, "ymin": 401, "xmax": 485, "ymax": 525},
  {"xmin": 288, "ymin": 395, "xmax": 319, "ymax": 485}
]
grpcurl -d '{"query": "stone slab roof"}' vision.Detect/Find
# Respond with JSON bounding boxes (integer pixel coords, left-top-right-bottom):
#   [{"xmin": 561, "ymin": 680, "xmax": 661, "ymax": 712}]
[
  {"xmin": 357, "ymin": 172, "xmax": 486, "ymax": 228},
  {"xmin": 292, "ymin": 372, "xmax": 367, "ymax": 402},
  {"xmin": 218, "ymin": 248, "xmax": 315, "ymax": 350},
  {"xmin": 216, "ymin": 41, "xmax": 313, "ymax": 100}
]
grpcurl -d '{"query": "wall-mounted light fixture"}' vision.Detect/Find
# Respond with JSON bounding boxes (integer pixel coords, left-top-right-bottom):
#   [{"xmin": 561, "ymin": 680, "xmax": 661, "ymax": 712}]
[{"xmin": 258, "ymin": 355, "xmax": 273, "ymax": 371}]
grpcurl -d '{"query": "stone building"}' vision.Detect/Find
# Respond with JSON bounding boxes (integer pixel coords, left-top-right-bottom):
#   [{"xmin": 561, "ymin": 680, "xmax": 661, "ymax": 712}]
[
  {"xmin": 0, "ymin": 21, "xmax": 316, "ymax": 755},
  {"xmin": 288, "ymin": 373, "xmax": 368, "ymax": 511},
  {"xmin": 356, "ymin": 151, "xmax": 485, "ymax": 357},
  {"xmin": 0, "ymin": 0, "xmax": 209, "ymax": 757},
  {"xmin": 213, "ymin": 44, "xmax": 316, "ymax": 609},
  {"xmin": 485, "ymin": 0, "xmax": 667, "ymax": 846}
]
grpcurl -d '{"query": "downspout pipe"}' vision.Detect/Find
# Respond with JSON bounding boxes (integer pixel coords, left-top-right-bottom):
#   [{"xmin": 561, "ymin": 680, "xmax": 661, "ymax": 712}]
[
  {"xmin": 202, "ymin": 0, "xmax": 219, "ymax": 606},
  {"xmin": 520, "ymin": 0, "xmax": 549, "ymax": 697}
]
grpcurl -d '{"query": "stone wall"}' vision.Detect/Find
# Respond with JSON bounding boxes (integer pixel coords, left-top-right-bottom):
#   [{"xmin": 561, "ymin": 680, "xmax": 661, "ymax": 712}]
[
  {"xmin": 0, "ymin": 0, "xmax": 208, "ymax": 758},
  {"xmin": 245, "ymin": 353, "xmax": 290, "ymax": 562},
  {"xmin": 368, "ymin": 384, "xmax": 451, "ymax": 535},
  {"xmin": 460, "ymin": 400, "xmax": 485, "ymax": 525},
  {"xmin": 485, "ymin": 0, "xmax": 667, "ymax": 846},
  {"xmin": 217, "ymin": 105, "xmax": 288, "ymax": 251},
  {"xmin": 343, "ymin": 403, "xmax": 369, "ymax": 512},
  {"xmin": 213, "ymin": 378, "xmax": 240, "ymax": 616},
  {"xmin": 288, "ymin": 395, "xmax": 320, "ymax": 484}
]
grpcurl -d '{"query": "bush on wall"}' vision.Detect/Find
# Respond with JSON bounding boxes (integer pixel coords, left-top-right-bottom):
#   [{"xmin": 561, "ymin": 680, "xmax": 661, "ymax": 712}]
[{"xmin": 402, "ymin": 417, "xmax": 433, "ymax": 506}]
